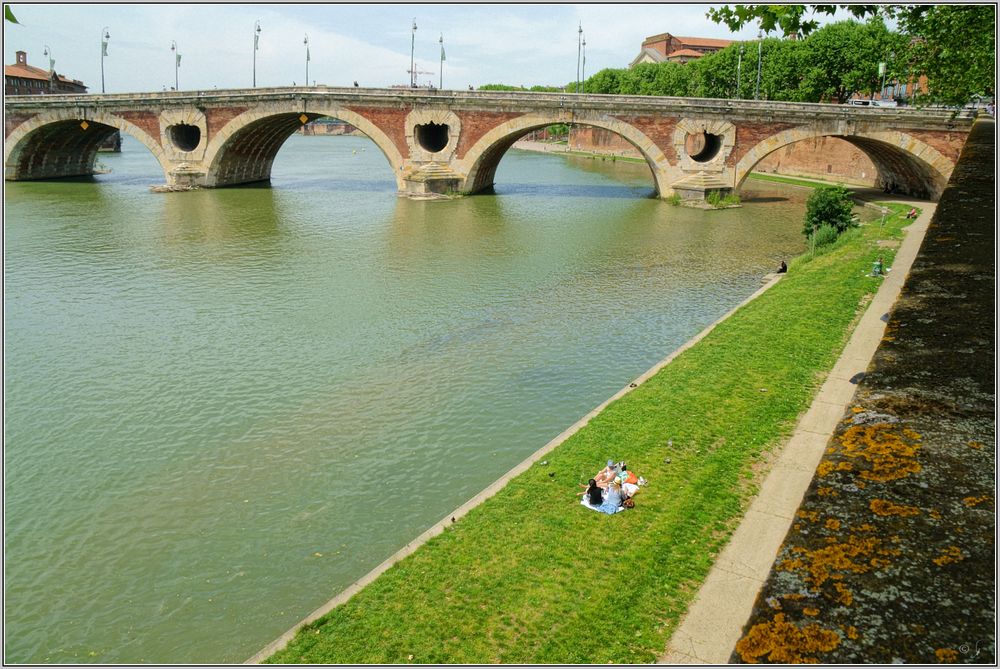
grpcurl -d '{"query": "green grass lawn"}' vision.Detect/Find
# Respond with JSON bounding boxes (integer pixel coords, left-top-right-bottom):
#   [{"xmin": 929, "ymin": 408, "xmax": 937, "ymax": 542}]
[{"xmin": 266, "ymin": 207, "xmax": 909, "ymax": 664}]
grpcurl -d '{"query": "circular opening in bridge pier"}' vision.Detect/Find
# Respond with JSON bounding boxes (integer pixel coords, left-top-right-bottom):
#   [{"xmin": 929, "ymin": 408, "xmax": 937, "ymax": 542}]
[
  {"xmin": 415, "ymin": 122, "xmax": 449, "ymax": 153},
  {"xmin": 686, "ymin": 131, "xmax": 723, "ymax": 163},
  {"xmin": 168, "ymin": 123, "xmax": 202, "ymax": 152}
]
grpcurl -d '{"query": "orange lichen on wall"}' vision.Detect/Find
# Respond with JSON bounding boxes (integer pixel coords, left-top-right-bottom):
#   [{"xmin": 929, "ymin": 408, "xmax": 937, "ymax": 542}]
[
  {"xmin": 797, "ymin": 510, "xmax": 820, "ymax": 523},
  {"xmin": 803, "ymin": 607, "xmax": 820, "ymax": 616},
  {"xmin": 932, "ymin": 546, "xmax": 965, "ymax": 566},
  {"xmin": 817, "ymin": 486, "xmax": 838, "ymax": 497},
  {"xmin": 817, "ymin": 460, "xmax": 854, "ymax": 477},
  {"xmin": 936, "ymin": 648, "xmax": 959, "ymax": 662},
  {"xmin": 962, "ymin": 494, "xmax": 992, "ymax": 508},
  {"xmin": 869, "ymin": 499, "xmax": 921, "ymax": 517},
  {"xmin": 825, "ymin": 518, "xmax": 842, "ymax": 530},
  {"xmin": 833, "ymin": 582, "xmax": 853, "ymax": 606},
  {"xmin": 838, "ymin": 423, "xmax": 921, "ymax": 482},
  {"xmin": 735, "ymin": 613, "xmax": 841, "ymax": 663},
  {"xmin": 968, "ymin": 441, "xmax": 984, "ymax": 450},
  {"xmin": 778, "ymin": 535, "xmax": 900, "ymax": 589}
]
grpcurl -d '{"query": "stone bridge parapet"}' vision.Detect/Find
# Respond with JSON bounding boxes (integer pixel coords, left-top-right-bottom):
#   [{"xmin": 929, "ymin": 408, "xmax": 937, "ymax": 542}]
[{"xmin": 4, "ymin": 87, "xmax": 977, "ymax": 201}]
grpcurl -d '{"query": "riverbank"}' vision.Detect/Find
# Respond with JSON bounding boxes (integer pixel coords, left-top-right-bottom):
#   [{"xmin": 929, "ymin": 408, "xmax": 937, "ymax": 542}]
[
  {"xmin": 258, "ymin": 191, "xmax": 913, "ymax": 663},
  {"xmin": 731, "ymin": 118, "xmax": 995, "ymax": 664}
]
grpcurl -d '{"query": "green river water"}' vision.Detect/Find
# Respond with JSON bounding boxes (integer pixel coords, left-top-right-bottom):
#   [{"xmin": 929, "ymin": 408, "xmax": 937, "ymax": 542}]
[{"xmin": 5, "ymin": 134, "xmax": 814, "ymax": 663}]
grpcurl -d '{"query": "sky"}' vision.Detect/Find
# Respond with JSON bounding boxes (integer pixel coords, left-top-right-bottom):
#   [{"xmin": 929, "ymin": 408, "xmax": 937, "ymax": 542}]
[{"xmin": 3, "ymin": 3, "xmax": 856, "ymax": 93}]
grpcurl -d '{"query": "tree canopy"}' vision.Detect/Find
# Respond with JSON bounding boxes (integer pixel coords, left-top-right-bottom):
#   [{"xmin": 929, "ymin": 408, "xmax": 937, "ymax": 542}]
[{"xmin": 706, "ymin": 4, "xmax": 995, "ymax": 106}]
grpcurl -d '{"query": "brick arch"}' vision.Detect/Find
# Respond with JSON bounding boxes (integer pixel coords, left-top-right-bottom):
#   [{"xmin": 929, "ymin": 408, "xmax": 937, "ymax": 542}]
[
  {"xmin": 4, "ymin": 109, "xmax": 167, "ymax": 181},
  {"xmin": 456, "ymin": 112, "xmax": 672, "ymax": 196},
  {"xmin": 734, "ymin": 127, "xmax": 955, "ymax": 200},
  {"xmin": 203, "ymin": 103, "xmax": 405, "ymax": 189}
]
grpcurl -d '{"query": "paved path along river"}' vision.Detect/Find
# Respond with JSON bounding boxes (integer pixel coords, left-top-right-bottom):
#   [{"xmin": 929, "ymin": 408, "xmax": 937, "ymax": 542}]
[{"xmin": 664, "ymin": 118, "xmax": 995, "ymax": 664}]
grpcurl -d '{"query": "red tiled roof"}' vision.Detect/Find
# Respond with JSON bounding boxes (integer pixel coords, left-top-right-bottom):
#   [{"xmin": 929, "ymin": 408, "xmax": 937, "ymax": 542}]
[
  {"xmin": 674, "ymin": 36, "xmax": 733, "ymax": 48},
  {"xmin": 5, "ymin": 62, "xmax": 86, "ymax": 87},
  {"xmin": 666, "ymin": 48, "xmax": 705, "ymax": 59},
  {"xmin": 5, "ymin": 63, "xmax": 50, "ymax": 81}
]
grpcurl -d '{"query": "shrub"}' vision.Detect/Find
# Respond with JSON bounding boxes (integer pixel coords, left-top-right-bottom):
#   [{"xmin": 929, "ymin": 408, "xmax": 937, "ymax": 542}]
[
  {"xmin": 812, "ymin": 224, "xmax": 840, "ymax": 248},
  {"xmin": 665, "ymin": 193, "xmax": 682, "ymax": 206},
  {"xmin": 803, "ymin": 184, "xmax": 855, "ymax": 238}
]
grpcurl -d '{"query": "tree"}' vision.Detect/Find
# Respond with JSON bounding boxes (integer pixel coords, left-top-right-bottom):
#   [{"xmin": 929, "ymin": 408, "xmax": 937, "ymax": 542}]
[
  {"xmin": 803, "ymin": 184, "xmax": 855, "ymax": 238},
  {"xmin": 797, "ymin": 20, "xmax": 908, "ymax": 102}
]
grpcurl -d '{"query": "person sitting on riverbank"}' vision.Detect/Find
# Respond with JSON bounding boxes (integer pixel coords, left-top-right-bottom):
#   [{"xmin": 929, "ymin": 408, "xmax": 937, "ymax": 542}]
[
  {"xmin": 777, "ymin": 260, "xmax": 787, "ymax": 274},
  {"xmin": 596, "ymin": 479, "xmax": 625, "ymax": 514},
  {"xmin": 578, "ymin": 478, "xmax": 605, "ymax": 506},
  {"xmin": 906, "ymin": 207, "xmax": 918, "ymax": 219},
  {"xmin": 594, "ymin": 460, "xmax": 620, "ymax": 489},
  {"xmin": 871, "ymin": 255, "xmax": 886, "ymax": 277}
]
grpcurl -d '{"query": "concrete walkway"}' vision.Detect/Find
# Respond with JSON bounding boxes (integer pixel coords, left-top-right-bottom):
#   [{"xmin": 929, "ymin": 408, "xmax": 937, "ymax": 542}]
[{"xmin": 659, "ymin": 200, "xmax": 935, "ymax": 664}]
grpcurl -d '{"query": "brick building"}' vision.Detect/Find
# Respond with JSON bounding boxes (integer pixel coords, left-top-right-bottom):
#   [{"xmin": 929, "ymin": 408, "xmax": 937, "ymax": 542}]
[
  {"xmin": 630, "ymin": 33, "xmax": 733, "ymax": 67},
  {"xmin": 5, "ymin": 50, "xmax": 88, "ymax": 95}
]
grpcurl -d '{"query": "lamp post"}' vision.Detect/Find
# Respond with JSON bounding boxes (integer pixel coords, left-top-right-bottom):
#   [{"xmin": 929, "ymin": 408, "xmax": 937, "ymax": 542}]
[
  {"xmin": 253, "ymin": 20, "xmax": 261, "ymax": 87},
  {"xmin": 303, "ymin": 34, "xmax": 310, "ymax": 86},
  {"xmin": 581, "ymin": 34, "xmax": 586, "ymax": 92},
  {"xmin": 754, "ymin": 30, "xmax": 762, "ymax": 100},
  {"xmin": 576, "ymin": 22, "xmax": 582, "ymax": 93},
  {"xmin": 100, "ymin": 27, "xmax": 110, "ymax": 94},
  {"xmin": 410, "ymin": 18, "xmax": 417, "ymax": 87},
  {"xmin": 736, "ymin": 43, "xmax": 744, "ymax": 98},
  {"xmin": 170, "ymin": 41, "xmax": 180, "ymax": 90},
  {"xmin": 43, "ymin": 44, "xmax": 53, "ymax": 92},
  {"xmin": 439, "ymin": 33, "xmax": 444, "ymax": 90}
]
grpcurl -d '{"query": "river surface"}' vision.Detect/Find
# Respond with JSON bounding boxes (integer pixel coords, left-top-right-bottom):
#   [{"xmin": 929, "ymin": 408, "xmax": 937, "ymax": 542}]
[{"xmin": 5, "ymin": 133, "xmax": 816, "ymax": 663}]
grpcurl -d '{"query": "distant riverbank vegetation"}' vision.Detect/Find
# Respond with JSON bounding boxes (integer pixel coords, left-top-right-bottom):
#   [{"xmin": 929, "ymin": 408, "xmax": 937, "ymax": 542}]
[
  {"xmin": 265, "ymin": 203, "xmax": 911, "ymax": 663},
  {"xmin": 486, "ymin": 6, "xmax": 993, "ymax": 108}
]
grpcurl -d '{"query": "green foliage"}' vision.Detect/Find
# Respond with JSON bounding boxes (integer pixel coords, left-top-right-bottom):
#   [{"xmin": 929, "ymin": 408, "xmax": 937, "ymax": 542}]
[
  {"xmin": 803, "ymin": 184, "xmax": 855, "ymax": 238},
  {"xmin": 478, "ymin": 84, "xmax": 526, "ymax": 91},
  {"xmin": 811, "ymin": 224, "xmax": 840, "ymax": 247},
  {"xmin": 901, "ymin": 5, "xmax": 996, "ymax": 107},
  {"xmin": 4, "ymin": 5, "xmax": 18, "ymax": 23},
  {"xmin": 665, "ymin": 193, "xmax": 682, "ymax": 206},
  {"xmin": 266, "ymin": 201, "xmax": 909, "ymax": 666},
  {"xmin": 707, "ymin": 4, "xmax": 995, "ymax": 106},
  {"xmin": 545, "ymin": 123, "xmax": 569, "ymax": 137},
  {"xmin": 706, "ymin": 191, "xmax": 741, "ymax": 208}
]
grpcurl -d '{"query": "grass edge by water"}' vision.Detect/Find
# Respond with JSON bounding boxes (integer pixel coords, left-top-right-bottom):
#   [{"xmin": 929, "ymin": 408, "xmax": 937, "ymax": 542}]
[{"xmin": 263, "ymin": 205, "xmax": 909, "ymax": 664}]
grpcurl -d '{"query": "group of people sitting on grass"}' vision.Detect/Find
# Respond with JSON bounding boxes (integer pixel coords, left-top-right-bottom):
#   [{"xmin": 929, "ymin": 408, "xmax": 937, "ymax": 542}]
[{"xmin": 578, "ymin": 460, "xmax": 646, "ymax": 514}]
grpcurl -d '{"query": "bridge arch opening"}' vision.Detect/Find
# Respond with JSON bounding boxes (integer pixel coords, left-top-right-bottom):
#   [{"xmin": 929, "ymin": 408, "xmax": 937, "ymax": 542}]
[
  {"xmin": 463, "ymin": 121, "xmax": 663, "ymax": 197},
  {"xmin": 736, "ymin": 131, "xmax": 953, "ymax": 201},
  {"xmin": 206, "ymin": 112, "xmax": 400, "ymax": 189},
  {"xmin": 6, "ymin": 119, "xmax": 124, "ymax": 181}
]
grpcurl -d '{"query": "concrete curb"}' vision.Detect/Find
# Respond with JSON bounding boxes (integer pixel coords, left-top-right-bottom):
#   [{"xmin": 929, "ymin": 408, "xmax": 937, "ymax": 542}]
[
  {"xmin": 245, "ymin": 274, "xmax": 787, "ymax": 664},
  {"xmin": 657, "ymin": 202, "xmax": 935, "ymax": 664}
]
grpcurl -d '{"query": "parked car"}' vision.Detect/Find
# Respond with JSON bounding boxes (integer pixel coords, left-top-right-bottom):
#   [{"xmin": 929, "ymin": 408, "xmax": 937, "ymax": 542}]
[{"xmin": 847, "ymin": 98, "xmax": 897, "ymax": 108}]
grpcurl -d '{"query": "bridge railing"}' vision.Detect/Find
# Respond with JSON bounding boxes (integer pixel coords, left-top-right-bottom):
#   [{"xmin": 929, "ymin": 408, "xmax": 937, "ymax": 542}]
[{"xmin": 4, "ymin": 87, "xmax": 978, "ymax": 127}]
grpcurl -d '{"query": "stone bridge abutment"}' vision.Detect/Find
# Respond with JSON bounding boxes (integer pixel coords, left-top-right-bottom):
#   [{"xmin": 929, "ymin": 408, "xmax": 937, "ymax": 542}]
[{"xmin": 4, "ymin": 88, "xmax": 975, "ymax": 203}]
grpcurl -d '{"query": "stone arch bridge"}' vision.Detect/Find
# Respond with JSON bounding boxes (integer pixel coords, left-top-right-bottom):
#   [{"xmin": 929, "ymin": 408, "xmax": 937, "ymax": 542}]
[{"xmin": 4, "ymin": 87, "xmax": 974, "ymax": 201}]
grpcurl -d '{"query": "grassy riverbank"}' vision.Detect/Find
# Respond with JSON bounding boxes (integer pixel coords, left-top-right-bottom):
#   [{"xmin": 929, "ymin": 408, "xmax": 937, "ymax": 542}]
[{"xmin": 266, "ymin": 205, "xmax": 910, "ymax": 664}]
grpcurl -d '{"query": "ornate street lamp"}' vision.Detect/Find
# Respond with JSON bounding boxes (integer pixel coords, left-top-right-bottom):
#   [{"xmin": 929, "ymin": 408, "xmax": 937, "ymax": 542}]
[
  {"xmin": 43, "ymin": 44, "xmax": 54, "ymax": 92},
  {"xmin": 253, "ymin": 20, "xmax": 262, "ymax": 87},
  {"xmin": 755, "ymin": 30, "xmax": 762, "ymax": 100},
  {"xmin": 576, "ymin": 22, "xmax": 582, "ymax": 93},
  {"xmin": 410, "ymin": 18, "xmax": 417, "ymax": 87},
  {"xmin": 736, "ymin": 43, "xmax": 744, "ymax": 99},
  {"xmin": 170, "ymin": 40, "xmax": 180, "ymax": 90},
  {"xmin": 304, "ymin": 33, "xmax": 310, "ymax": 86},
  {"xmin": 439, "ymin": 33, "xmax": 444, "ymax": 90},
  {"xmin": 581, "ymin": 34, "xmax": 586, "ymax": 92},
  {"xmin": 101, "ymin": 27, "xmax": 110, "ymax": 94}
]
